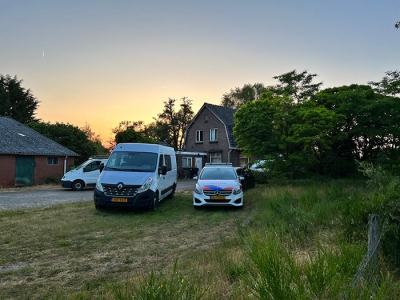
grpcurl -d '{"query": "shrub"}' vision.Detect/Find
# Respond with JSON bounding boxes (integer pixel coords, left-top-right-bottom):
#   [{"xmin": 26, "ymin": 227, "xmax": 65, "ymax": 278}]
[{"xmin": 45, "ymin": 176, "xmax": 60, "ymax": 185}]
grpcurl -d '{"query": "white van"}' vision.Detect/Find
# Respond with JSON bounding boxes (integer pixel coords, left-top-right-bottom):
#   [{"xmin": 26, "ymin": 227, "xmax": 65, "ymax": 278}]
[
  {"xmin": 61, "ymin": 156, "xmax": 108, "ymax": 191},
  {"xmin": 93, "ymin": 143, "xmax": 177, "ymax": 210}
]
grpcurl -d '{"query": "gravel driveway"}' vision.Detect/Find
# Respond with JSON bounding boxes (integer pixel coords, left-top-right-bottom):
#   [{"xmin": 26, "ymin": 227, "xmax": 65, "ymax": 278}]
[{"xmin": 0, "ymin": 179, "xmax": 195, "ymax": 211}]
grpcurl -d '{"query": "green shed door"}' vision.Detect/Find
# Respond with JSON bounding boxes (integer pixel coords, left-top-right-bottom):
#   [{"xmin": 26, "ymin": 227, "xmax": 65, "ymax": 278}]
[{"xmin": 15, "ymin": 156, "xmax": 35, "ymax": 187}]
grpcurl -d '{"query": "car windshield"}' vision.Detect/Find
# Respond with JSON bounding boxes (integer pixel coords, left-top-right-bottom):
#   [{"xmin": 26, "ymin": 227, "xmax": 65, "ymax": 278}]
[
  {"xmin": 199, "ymin": 168, "xmax": 237, "ymax": 180},
  {"xmin": 105, "ymin": 151, "xmax": 158, "ymax": 172}
]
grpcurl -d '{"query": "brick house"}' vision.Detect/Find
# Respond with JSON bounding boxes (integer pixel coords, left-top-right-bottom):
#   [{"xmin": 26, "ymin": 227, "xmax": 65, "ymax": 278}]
[
  {"xmin": 176, "ymin": 103, "xmax": 248, "ymax": 178},
  {"xmin": 0, "ymin": 117, "xmax": 79, "ymax": 187}
]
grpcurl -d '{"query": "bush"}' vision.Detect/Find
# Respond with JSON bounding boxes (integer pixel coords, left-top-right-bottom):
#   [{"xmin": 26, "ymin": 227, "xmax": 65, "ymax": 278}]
[{"xmin": 45, "ymin": 176, "xmax": 60, "ymax": 185}]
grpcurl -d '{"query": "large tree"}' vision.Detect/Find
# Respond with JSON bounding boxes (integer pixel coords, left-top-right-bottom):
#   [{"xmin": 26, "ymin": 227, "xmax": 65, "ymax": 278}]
[
  {"xmin": 267, "ymin": 69, "xmax": 323, "ymax": 103},
  {"xmin": 0, "ymin": 74, "xmax": 40, "ymax": 123},
  {"xmin": 221, "ymin": 83, "xmax": 267, "ymax": 109},
  {"xmin": 28, "ymin": 121, "xmax": 100, "ymax": 164},
  {"xmin": 313, "ymin": 85, "xmax": 399, "ymax": 162},
  {"xmin": 368, "ymin": 70, "xmax": 400, "ymax": 97},
  {"xmin": 107, "ymin": 120, "xmax": 146, "ymax": 151},
  {"xmin": 152, "ymin": 97, "xmax": 194, "ymax": 150}
]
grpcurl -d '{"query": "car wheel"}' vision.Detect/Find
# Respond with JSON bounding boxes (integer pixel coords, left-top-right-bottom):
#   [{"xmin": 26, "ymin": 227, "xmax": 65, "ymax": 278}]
[
  {"xmin": 150, "ymin": 194, "xmax": 159, "ymax": 211},
  {"xmin": 72, "ymin": 180, "xmax": 84, "ymax": 191}
]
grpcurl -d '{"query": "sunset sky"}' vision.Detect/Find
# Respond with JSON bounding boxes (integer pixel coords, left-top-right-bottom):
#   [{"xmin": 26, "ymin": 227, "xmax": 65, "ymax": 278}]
[{"xmin": 1, "ymin": 0, "xmax": 399, "ymax": 145}]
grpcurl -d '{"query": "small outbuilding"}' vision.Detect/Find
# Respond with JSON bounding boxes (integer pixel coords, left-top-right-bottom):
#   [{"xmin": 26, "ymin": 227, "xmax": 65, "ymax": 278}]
[{"xmin": 0, "ymin": 117, "xmax": 79, "ymax": 187}]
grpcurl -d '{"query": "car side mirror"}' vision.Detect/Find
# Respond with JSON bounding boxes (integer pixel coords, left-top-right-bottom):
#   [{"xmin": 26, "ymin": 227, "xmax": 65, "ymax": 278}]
[
  {"xmin": 99, "ymin": 163, "xmax": 104, "ymax": 173},
  {"xmin": 240, "ymin": 176, "xmax": 245, "ymax": 181},
  {"xmin": 193, "ymin": 175, "xmax": 198, "ymax": 180}
]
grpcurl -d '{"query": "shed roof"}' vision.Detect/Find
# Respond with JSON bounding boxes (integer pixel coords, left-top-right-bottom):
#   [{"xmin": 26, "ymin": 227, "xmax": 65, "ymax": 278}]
[{"xmin": 0, "ymin": 117, "xmax": 79, "ymax": 156}]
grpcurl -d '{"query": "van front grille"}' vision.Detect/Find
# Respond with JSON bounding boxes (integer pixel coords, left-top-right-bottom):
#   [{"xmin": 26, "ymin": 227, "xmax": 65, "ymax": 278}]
[{"xmin": 103, "ymin": 184, "xmax": 141, "ymax": 197}]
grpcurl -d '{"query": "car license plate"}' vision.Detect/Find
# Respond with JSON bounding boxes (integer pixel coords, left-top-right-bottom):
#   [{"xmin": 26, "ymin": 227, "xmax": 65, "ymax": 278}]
[
  {"xmin": 111, "ymin": 198, "xmax": 128, "ymax": 203},
  {"xmin": 211, "ymin": 195, "xmax": 226, "ymax": 200}
]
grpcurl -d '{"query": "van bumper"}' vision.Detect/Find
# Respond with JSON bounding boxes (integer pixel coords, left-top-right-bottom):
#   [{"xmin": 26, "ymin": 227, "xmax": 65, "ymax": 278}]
[
  {"xmin": 93, "ymin": 188, "xmax": 156, "ymax": 209},
  {"xmin": 61, "ymin": 180, "xmax": 72, "ymax": 188}
]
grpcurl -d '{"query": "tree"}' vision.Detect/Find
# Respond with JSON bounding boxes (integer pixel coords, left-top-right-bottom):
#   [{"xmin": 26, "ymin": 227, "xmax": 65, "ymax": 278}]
[
  {"xmin": 107, "ymin": 120, "xmax": 146, "ymax": 151},
  {"xmin": 314, "ymin": 85, "xmax": 399, "ymax": 162},
  {"xmin": 268, "ymin": 70, "xmax": 323, "ymax": 103},
  {"xmin": 233, "ymin": 93, "xmax": 280, "ymax": 159},
  {"xmin": 115, "ymin": 129, "xmax": 155, "ymax": 144},
  {"xmin": 368, "ymin": 70, "xmax": 400, "ymax": 97},
  {"xmin": 221, "ymin": 83, "xmax": 267, "ymax": 109},
  {"xmin": 153, "ymin": 97, "xmax": 194, "ymax": 150},
  {"xmin": 28, "ymin": 121, "xmax": 100, "ymax": 164},
  {"xmin": 0, "ymin": 74, "xmax": 40, "ymax": 123},
  {"xmin": 80, "ymin": 123, "xmax": 108, "ymax": 154}
]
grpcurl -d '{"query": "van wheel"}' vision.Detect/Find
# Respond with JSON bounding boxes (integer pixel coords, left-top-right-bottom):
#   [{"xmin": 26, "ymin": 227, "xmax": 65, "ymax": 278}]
[
  {"xmin": 72, "ymin": 180, "xmax": 84, "ymax": 191},
  {"xmin": 151, "ymin": 194, "xmax": 159, "ymax": 211}
]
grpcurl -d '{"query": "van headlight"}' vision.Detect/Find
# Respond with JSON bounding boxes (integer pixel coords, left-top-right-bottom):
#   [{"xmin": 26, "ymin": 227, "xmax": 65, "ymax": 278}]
[
  {"xmin": 194, "ymin": 183, "xmax": 203, "ymax": 195},
  {"xmin": 138, "ymin": 177, "xmax": 153, "ymax": 193},
  {"xmin": 96, "ymin": 180, "xmax": 104, "ymax": 192},
  {"xmin": 232, "ymin": 185, "xmax": 242, "ymax": 195}
]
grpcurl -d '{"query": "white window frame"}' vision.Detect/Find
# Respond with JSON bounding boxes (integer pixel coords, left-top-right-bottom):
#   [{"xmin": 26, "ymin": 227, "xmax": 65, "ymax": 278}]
[
  {"xmin": 182, "ymin": 157, "xmax": 192, "ymax": 168},
  {"xmin": 210, "ymin": 128, "xmax": 218, "ymax": 141},
  {"xmin": 210, "ymin": 152, "xmax": 222, "ymax": 163},
  {"xmin": 195, "ymin": 130, "xmax": 203, "ymax": 143}
]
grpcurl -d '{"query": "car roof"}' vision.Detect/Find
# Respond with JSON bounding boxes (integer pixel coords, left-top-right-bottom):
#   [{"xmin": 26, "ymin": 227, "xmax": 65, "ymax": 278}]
[{"xmin": 204, "ymin": 163, "xmax": 233, "ymax": 168}]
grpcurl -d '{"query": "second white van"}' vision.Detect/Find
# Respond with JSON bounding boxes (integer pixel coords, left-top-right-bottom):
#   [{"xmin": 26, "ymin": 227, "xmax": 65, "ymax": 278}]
[{"xmin": 93, "ymin": 143, "xmax": 177, "ymax": 210}]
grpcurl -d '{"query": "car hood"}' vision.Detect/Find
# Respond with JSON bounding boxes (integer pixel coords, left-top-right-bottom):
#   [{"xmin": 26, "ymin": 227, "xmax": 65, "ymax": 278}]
[
  {"xmin": 198, "ymin": 179, "xmax": 238, "ymax": 191},
  {"xmin": 98, "ymin": 170, "xmax": 153, "ymax": 186}
]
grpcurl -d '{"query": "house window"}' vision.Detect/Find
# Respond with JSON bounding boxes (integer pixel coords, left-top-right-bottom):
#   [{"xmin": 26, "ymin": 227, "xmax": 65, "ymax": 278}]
[
  {"xmin": 196, "ymin": 130, "xmax": 203, "ymax": 143},
  {"xmin": 47, "ymin": 157, "xmax": 59, "ymax": 165},
  {"xmin": 210, "ymin": 128, "xmax": 218, "ymax": 141},
  {"xmin": 182, "ymin": 157, "xmax": 192, "ymax": 168},
  {"xmin": 210, "ymin": 152, "xmax": 222, "ymax": 163}
]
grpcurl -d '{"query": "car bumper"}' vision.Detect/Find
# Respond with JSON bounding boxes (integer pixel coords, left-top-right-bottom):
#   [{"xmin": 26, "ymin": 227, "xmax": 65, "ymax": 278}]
[
  {"xmin": 94, "ymin": 188, "xmax": 156, "ymax": 208},
  {"xmin": 61, "ymin": 180, "xmax": 72, "ymax": 188},
  {"xmin": 193, "ymin": 193, "xmax": 243, "ymax": 207}
]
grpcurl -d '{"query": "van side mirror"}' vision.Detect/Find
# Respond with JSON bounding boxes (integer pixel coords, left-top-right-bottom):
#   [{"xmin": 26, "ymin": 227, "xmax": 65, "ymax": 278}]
[
  {"xmin": 99, "ymin": 163, "xmax": 104, "ymax": 173},
  {"xmin": 161, "ymin": 165, "xmax": 167, "ymax": 175}
]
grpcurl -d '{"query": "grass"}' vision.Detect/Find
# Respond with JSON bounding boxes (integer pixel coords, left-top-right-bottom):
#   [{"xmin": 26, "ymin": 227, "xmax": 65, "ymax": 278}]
[{"xmin": 1, "ymin": 179, "xmax": 400, "ymax": 299}]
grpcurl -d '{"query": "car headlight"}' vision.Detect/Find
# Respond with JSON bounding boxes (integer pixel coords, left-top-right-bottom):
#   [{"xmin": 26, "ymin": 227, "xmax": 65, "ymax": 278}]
[
  {"xmin": 138, "ymin": 177, "xmax": 153, "ymax": 193},
  {"xmin": 96, "ymin": 180, "xmax": 104, "ymax": 192},
  {"xmin": 232, "ymin": 185, "xmax": 242, "ymax": 195},
  {"xmin": 194, "ymin": 183, "xmax": 203, "ymax": 195}
]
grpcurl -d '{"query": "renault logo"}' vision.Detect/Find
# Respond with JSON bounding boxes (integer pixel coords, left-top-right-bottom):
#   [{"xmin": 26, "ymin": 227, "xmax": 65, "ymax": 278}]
[{"xmin": 117, "ymin": 183, "xmax": 124, "ymax": 191}]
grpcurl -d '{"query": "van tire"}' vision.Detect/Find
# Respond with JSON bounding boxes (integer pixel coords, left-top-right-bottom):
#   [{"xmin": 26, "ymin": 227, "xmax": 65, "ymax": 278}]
[
  {"xmin": 151, "ymin": 194, "xmax": 159, "ymax": 211},
  {"xmin": 72, "ymin": 180, "xmax": 84, "ymax": 191}
]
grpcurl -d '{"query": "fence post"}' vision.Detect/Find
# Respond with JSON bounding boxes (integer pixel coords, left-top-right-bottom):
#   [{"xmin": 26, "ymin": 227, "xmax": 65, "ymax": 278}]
[{"xmin": 368, "ymin": 214, "xmax": 379, "ymax": 264}]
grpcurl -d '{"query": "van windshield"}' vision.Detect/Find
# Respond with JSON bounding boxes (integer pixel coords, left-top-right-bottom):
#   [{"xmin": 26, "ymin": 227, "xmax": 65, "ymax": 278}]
[{"xmin": 105, "ymin": 151, "xmax": 158, "ymax": 172}]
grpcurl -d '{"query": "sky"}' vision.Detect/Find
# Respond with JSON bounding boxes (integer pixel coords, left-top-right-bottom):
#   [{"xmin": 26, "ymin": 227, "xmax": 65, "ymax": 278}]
[{"xmin": 1, "ymin": 0, "xmax": 399, "ymax": 145}]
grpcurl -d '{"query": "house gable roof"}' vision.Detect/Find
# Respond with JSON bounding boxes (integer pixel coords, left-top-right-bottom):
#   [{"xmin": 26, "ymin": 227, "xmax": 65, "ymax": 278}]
[
  {"xmin": 0, "ymin": 117, "xmax": 79, "ymax": 156},
  {"xmin": 187, "ymin": 103, "xmax": 237, "ymax": 149}
]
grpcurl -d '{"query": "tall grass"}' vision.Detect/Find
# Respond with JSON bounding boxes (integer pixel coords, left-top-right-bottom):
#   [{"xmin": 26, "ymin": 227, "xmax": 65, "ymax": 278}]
[{"xmin": 2, "ymin": 178, "xmax": 400, "ymax": 299}]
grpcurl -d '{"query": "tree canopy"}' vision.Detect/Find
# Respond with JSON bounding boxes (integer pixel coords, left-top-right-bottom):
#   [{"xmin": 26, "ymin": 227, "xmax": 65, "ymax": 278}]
[
  {"xmin": 234, "ymin": 82, "xmax": 400, "ymax": 177},
  {"xmin": 0, "ymin": 74, "xmax": 40, "ymax": 123},
  {"xmin": 28, "ymin": 121, "xmax": 104, "ymax": 164}
]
